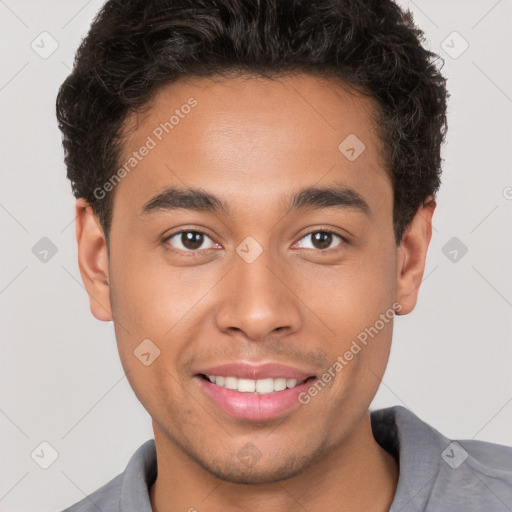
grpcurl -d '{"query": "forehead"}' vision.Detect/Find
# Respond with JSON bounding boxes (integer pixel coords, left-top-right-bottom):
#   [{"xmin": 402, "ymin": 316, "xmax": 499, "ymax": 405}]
[{"xmin": 113, "ymin": 73, "xmax": 391, "ymax": 217}]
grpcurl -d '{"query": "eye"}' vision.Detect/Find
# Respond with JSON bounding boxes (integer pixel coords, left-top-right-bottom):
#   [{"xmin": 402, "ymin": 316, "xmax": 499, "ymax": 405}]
[
  {"xmin": 164, "ymin": 230, "xmax": 218, "ymax": 253},
  {"xmin": 294, "ymin": 230, "xmax": 346, "ymax": 251}
]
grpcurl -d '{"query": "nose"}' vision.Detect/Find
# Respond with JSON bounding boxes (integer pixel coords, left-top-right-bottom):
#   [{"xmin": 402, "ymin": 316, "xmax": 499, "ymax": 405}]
[{"xmin": 214, "ymin": 246, "xmax": 303, "ymax": 342}]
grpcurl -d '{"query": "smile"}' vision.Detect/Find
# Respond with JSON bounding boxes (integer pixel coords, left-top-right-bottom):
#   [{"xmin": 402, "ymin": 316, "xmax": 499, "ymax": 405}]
[
  {"xmin": 196, "ymin": 374, "xmax": 317, "ymax": 421},
  {"xmin": 201, "ymin": 374, "xmax": 312, "ymax": 394}
]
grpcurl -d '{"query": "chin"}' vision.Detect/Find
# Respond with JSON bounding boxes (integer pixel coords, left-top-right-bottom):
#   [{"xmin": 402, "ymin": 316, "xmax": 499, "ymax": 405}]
[
  {"xmin": 202, "ymin": 463, "xmax": 304, "ymax": 485},
  {"xmin": 191, "ymin": 445, "xmax": 324, "ymax": 485}
]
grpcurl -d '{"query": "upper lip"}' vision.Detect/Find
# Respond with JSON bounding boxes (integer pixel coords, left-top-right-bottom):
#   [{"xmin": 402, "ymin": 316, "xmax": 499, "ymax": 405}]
[{"xmin": 196, "ymin": 362, "xmax": 316, "ymax": 381}]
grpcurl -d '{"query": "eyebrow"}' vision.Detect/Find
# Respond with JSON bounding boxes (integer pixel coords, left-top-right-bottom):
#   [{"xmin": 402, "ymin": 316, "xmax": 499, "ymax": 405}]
[
  {"xmin": 141, "ymin": 185, "xmax": 370, "ymax": 216},
  {"xmin": 288, "ymin": 185, "xmax": 369, "ymax": 215}
]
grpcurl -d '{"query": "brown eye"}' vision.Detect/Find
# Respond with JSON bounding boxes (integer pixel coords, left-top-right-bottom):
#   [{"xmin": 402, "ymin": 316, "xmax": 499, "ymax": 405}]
[
  {"xmin": 295, "ymin": 231, "xmax": 344, "ymax": 251},
  {"xmin": 181, "ymin": 232, "xmax": 204, "ymax": 250},
  {"xmin": 311, "ymin": 232, "xmax": 333, "ymax": 250},
  {"xmin": 165, "ymin": 230, "xmax": 216, "ymax": 252}
]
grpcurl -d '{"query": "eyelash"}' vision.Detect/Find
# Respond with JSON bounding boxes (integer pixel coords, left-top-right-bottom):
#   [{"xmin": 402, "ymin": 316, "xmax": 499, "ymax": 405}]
[
  {"xmin": 162, "ymin": 229, "xmax": 218, "ymax": 257},
  {"xmin": 162, "ymin": 228, "xmax": 348, "ymax": 257}
]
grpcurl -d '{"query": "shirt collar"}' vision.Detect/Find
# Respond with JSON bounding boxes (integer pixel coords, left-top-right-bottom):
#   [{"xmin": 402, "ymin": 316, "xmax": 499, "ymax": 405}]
[
  {"xmin": 371, "ymin": 405, "xmax": 446, "ymax": 511},
  {"xmin": 120, "ymin": 438, "xmax": 157, "ymax": 512},
  {"xmin": 118, "ymin": 406, "xmax": 446, "ymax": 511}
]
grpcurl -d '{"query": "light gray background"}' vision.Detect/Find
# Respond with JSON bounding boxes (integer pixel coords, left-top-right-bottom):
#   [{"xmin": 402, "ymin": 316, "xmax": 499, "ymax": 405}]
[{"xmin": 1, "ymin": 1, "xmax": 511, "ymax": 511}]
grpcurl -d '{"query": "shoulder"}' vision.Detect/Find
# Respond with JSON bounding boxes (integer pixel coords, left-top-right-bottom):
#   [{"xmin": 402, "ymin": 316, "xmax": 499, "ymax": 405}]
[
  {"xmin": 59, "ymin": 439, "xmax": 156, "ymax": 512},
  {"xmin": 458, "ymin": 437, "xmax": 512, "ymax": 472},
  {"xmin": 60, "ymin": 473, "xmax": 124, "ymax": 512},
  {"xmin": 432, "ymin": 436, "xmax": 512, "ymax": 511},
  {"xmin": 62, "ymin": 473, "xmax": 124, "ymax": 512},
  {"xmin": 371, "ymin": 406, "xmax": 512, "ymax": 511}
]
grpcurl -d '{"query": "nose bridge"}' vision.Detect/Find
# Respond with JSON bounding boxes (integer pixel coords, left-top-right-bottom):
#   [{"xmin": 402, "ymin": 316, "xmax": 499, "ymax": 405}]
[{"xmin": 214, "ymin": 242, "xmax": 302, "ymax": 340}]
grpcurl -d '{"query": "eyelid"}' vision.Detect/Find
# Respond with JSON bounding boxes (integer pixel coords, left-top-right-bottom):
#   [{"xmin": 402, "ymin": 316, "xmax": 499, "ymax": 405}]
[
  {"xmin": 163, "ymin": 227, "xmax": 348, "ymax": 256},
  {"xmin": 163, "ymin": 228, "xmax": 219, "ymax": 255},
  {"xmin": 292, "ymin": 228, "xmax": 348, "ymax": 251}
]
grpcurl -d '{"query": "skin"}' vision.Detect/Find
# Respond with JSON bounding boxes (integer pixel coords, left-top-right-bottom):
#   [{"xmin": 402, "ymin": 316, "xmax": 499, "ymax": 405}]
[{"xmin": 75, "ymin": 74, "xmax": 435, "ymax": 512}]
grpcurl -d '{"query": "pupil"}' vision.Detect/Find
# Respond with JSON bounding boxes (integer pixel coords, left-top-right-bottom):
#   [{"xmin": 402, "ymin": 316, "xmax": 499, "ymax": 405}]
[
  {"xmin": 312, "ymin": 232, "xmax": 332, "ymax": 250},
  {"xmin": 182, "ymin": 232, "xmax": 203, "ymax": 250}
]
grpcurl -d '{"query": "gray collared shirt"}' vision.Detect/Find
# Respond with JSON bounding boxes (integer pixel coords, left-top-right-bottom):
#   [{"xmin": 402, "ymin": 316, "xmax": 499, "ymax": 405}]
[{"xmin": 61, "ymin": 406, "xmax": 512, "ymax": 511}]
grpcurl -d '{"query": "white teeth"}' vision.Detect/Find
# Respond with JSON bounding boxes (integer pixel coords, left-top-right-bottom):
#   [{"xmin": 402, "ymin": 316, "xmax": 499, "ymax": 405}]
[
  {"xmin": 237, "ymin": 378, "xmax": 256, "ymax": 392},
  {"xmin": 286, "ymin": 379, "xmax": 297, "ymax": 388},
  {"xmin": 205, "ymin": 375, "xmax": 304, "ymax": 393},
  {"xmin": 273, "ymin": 378, "xmax": 287, "ymax": 391},
  {"xmin": 224, "ymin": 376, "xmax": 238, "ymax": 390},
  {"xmin": 256, "ymin": 378, "xmax": 277, "ymax": 394}
]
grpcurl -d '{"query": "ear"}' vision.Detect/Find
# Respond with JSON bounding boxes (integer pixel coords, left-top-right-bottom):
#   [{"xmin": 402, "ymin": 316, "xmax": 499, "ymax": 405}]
[
  {"xmin": 395, "ymin": 198, "xmax": 436, "ymax": 315},
  {"xmin": 75, "ymin": 198, "xmax": 113, "ymax": 321}
]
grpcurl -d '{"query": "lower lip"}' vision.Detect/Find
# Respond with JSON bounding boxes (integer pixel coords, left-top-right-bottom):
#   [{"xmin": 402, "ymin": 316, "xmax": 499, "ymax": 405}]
[{"xmin": 195, "ymin": 376, "xmax": 315, "ymax": 421}]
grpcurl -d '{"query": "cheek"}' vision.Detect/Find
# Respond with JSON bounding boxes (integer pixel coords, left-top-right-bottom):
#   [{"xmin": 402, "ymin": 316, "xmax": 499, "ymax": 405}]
[
  {"xmin": 109, "ymin": 245, "xmax": 201, "ymax": 336},
  {"xmin": 295, "ymin": 243, "xmax": 397, "ymax": 394},
  {"xmin": 300, "ymin": 245, "xmax": 397, "ymax": 337},
  {"xmin": 108, "ymin": 253, "xmax": 194, "ymax": 414},
  {"xmin": 108, "ymin": 246, "xmax": 222, "ymax": 384}
]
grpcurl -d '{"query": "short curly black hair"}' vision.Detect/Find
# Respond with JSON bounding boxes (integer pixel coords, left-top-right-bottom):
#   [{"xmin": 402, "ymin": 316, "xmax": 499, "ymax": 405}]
[{"xmin": 56, "ymin": 0, "xmax": 448, "ymax": 245}]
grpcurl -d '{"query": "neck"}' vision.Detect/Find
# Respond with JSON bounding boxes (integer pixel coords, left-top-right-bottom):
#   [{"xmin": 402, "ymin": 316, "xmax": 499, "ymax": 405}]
[{"xmin": 149, "ymin": 411, "xmax": 398, "ymax": 512}]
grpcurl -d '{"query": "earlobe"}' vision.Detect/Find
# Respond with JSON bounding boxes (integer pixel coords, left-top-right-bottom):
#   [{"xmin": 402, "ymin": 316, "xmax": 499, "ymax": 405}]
[
  {"xmin": 75, "ymin": 198, "xmax": 113, "ymax": 322},
  {"xmin": 395, "ymin": 198, "xmax": 436, "ymax": 315}
]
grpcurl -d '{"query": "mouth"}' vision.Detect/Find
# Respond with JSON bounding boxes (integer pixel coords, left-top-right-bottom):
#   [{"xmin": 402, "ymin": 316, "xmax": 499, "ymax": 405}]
[
  {"xmin": 198, "ymin": 373, "xmax": 316, "ymax": 394},
  {"xmin": 195, "ymin": 372, "xmax": 318, "ymax": 421}
]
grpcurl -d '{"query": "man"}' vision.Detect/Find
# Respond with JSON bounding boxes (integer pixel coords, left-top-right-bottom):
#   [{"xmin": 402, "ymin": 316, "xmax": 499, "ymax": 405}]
[{"xmin": 56, "ymin": 0, "xmax": 512, "ymax": 510}]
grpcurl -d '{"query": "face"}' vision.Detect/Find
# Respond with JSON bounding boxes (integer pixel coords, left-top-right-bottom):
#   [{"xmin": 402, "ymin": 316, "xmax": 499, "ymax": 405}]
[{"xmin": 76, "ymin": 73, "xmax": 433, "ymax": 484}]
